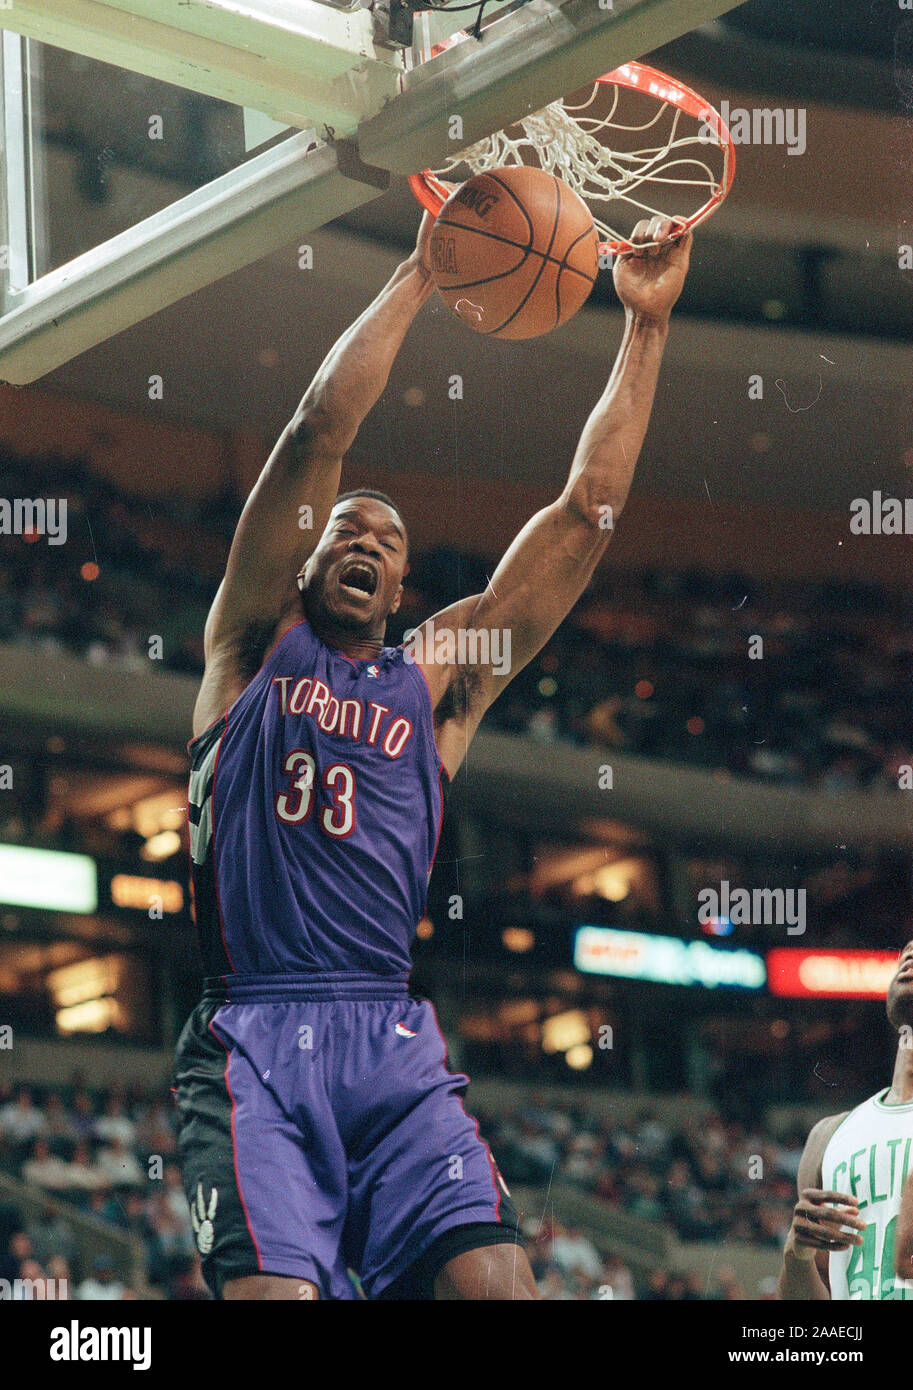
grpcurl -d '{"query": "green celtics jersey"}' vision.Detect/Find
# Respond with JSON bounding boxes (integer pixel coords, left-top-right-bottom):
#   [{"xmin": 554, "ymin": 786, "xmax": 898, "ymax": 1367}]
[{"xmin": 820, "ymin": 1090, "xmax": 913, "ymax": 1300}]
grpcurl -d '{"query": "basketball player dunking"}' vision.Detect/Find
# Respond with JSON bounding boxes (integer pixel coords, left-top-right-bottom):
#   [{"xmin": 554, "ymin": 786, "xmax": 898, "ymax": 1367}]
[
  {"xmin": 777, "ymin": 939, "xmax": 913, "ymax": 1301},
  {"xmin": 173, "ymin": 210, "xmax": 691, "ymax": 1301}
]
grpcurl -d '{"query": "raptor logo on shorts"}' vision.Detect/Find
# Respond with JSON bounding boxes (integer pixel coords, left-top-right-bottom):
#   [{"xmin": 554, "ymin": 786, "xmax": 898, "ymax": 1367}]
[{"xmin": 191, "ymin": 1183, "xmax": 218, "ymax": 1255}]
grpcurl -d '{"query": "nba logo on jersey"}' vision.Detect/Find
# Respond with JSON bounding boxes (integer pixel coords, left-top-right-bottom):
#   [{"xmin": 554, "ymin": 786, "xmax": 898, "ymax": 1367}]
[{"xmin": 367, "ymin": 664, "xmax": 380, "ymax": 678}]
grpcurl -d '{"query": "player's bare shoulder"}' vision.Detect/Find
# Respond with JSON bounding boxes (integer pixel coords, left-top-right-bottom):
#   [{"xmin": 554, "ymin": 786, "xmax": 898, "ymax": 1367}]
[
  {"xmin": 411, "ymin": 655, "xmax": 488, "ymax": 782},
  {"xmin": 193, "ymin": 600, "xmax": 300, "ymax": 738},
  {"xmin": 797, "ymin": 1111, "xmax": 851, "ymax": 1188},
  {"xmin": 404, "ymin": 595, "xmax": 491, "ymax": 773}
]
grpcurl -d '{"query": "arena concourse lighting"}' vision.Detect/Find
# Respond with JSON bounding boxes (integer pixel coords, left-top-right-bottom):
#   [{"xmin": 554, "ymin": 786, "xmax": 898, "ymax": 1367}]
[
  {"xmin": 573, "ymin": 926, "xmax": 765, "ymax": 990},
  {"xmin": 766, "ymin": 948, "xmax": 900, "ymax": 1000},
  {"xmin": 47, "ymin": 957, "xmax": 124, "ymax": 1036},
  {"xmin": 109, "ymin": 874, "xmax": 184, "ymax": 914},
  {"xmin": 0, "ymin": 843, "xmax": 97, "ymax": 914}
]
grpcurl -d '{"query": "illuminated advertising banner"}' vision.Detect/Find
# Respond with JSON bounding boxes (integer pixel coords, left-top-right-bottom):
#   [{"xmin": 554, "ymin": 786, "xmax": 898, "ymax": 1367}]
[
  {"xmin": 0, "ymin": 843, "xmax": 97, "ymax": 913},
  {"xmin": 574, "ymin": 926, "xmax": 766, "ymax": 990},
  {"xmin": 767, "ymin": 949, "xmax": 899, "ymax": 999}
]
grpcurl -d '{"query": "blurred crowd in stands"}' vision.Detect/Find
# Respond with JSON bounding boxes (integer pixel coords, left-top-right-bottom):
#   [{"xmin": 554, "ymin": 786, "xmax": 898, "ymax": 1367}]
[
  {"xmin": 3, "ymin": 449, "xmax": 913, "ymax": 796},
  {"xmin": 0, "ymin": 1079, "xmax": 789, "ymax": 1299},
  {"xmin": 479, "ymin": 1095, "xmax": 800, "ymax": 1269},
  {"xmin": 0, "ymin": 1080, "xmax": 203, "ymax": 1300}
]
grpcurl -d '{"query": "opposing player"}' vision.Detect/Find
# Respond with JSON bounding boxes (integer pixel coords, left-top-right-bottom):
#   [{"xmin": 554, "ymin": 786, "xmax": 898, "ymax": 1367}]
[
  {"xmin": 897, "ymin": 1172, "xmax": 913, "ymax": 1281},
  {"xmin": 777, "ymin": 939, "xmax": 913, "ymax": 1300},
  {"xmin": 173, "ymin": 208, "xmax": 691, "ymax": 1300}
]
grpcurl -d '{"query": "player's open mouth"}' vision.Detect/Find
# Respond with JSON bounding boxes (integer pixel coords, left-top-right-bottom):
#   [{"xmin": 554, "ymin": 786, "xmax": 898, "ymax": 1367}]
[{"xmin": 339, "ymin": 560, "xmax": 378, "ymax": 597}]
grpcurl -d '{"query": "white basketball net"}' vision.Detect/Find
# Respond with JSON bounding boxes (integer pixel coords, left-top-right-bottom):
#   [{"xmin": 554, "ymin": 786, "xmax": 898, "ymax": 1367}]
[{"xmin": 428, "ymin": 81, "xmax": 728, "ymax": 249}]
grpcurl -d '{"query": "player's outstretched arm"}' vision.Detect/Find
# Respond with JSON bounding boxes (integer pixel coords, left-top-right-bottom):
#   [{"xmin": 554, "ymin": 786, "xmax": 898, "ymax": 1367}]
[
  {"xmin": 415, "ymin": 218, "xmax": 689, "ymax": 777},
  {"xmin": 194, "ymin": 219, "xmax": 436, "ymax": 734},
  {"xmin": 204, "ymin": 216, "xmax": 437, "ymax": 660},
  {"xmin": 776, "ymin": 1114, "xmax": 861, "ymax": 1300}
]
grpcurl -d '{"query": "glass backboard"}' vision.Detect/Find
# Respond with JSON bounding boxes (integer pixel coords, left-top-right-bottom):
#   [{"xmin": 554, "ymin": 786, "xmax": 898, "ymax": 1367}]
[
  {"xmin": 2, "ymin": 35, "xmax": 307, "ymax": 301},
  {"xmin": 0, "ymin": 0, "xmax": 739, "ymax": 383}
]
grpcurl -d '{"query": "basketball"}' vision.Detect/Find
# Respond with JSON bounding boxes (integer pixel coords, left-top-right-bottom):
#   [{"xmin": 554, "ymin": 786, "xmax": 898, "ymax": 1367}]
[{"xmin": 428, "ymin": 166, "xmax": 600, "ymax": 340}]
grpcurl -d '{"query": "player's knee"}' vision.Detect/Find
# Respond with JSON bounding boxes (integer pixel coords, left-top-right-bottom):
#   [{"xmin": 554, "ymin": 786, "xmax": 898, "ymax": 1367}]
[
  {"xmin": 223, "ymin": 1274, "xmax": 320, "ymax": 1300},
  {"xmin": 435, "ymin": 1246, "xmax": 540, "ymax": 1300},
  {"xmin": 489, "ymin": 1275, "xmax": 540, "ymax": 1301}
]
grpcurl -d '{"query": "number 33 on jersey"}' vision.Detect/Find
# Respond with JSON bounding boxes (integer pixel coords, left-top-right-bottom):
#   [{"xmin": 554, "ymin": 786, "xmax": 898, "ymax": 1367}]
[{"xmin": 188, "ymin": 621, "xmax": 447, "ymax": 978}]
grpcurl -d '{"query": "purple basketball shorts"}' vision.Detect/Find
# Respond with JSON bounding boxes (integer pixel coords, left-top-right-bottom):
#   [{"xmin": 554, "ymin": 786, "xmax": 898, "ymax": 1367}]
[{"xmin": 172, "ymin": 973, "xmax": 521, "ymax": 1299}]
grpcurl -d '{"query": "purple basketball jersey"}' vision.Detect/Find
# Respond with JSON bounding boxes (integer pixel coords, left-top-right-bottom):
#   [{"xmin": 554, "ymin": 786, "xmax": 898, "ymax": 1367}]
[{"xmin": 187, "ymin": 620, "xmax": 447, "ymax": 976}]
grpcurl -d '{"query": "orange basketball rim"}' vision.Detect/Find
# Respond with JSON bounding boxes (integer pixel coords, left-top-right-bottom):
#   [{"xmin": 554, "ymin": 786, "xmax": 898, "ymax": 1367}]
[{"xmin": 408, "ymin": 53, "xmax": 735, "ymax": 257}]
